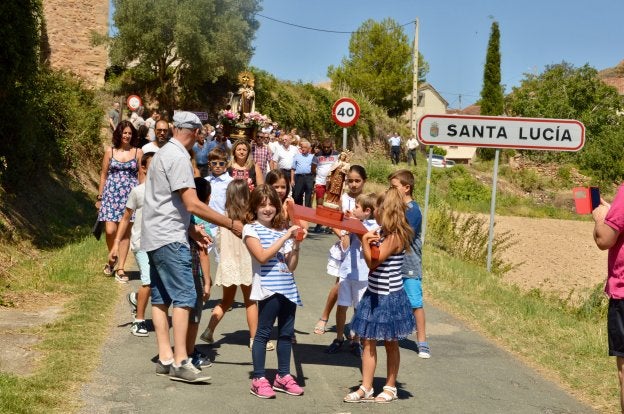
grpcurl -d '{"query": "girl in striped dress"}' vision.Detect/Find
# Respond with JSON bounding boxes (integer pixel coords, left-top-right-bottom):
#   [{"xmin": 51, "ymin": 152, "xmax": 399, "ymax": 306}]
[
  {"xmin": 243, "ymin": 184, "xmax": 304, "ymax": 399},
  {"xmin": 344, "ymin": 187, "xmax": 416, "ymax": 404}
]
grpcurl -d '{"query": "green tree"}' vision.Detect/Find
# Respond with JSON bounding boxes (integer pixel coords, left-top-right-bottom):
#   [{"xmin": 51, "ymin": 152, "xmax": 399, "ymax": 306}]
[
  {"xmin": 506, "ymin": 62, "xmax": 624, "ymax": 181},
  {"xmin": 327, "ymin": 18, "xmax": 429, "ymax": 117},
  {"xmin": 480, "ymin": 21, "xmax": 504, "ymax": 116},
  {"xmin": 478, "ymin": 20, "xmax": 504, "ymax": 160},
  {"xmin": 109, "ymin": 0, "xmax": 260, "ymax": 111}
]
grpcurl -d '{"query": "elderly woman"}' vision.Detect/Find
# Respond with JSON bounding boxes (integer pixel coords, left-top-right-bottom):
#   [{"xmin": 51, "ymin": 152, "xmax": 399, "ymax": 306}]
[{"xmin": 96, "ymin": 120, "xmax": 143, "ymax": 282}]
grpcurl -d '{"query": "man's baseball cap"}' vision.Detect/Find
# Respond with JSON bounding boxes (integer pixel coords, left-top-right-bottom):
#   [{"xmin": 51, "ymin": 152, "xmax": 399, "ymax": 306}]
[{"xmin": 173, "ymin": 111, "xmax": 203, "ymax": 129}]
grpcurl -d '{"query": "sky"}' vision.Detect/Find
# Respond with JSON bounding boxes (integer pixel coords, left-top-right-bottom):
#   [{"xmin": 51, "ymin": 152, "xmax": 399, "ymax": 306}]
[{"xmin": 250, "ymin": 0, "xmax": 624, "ymax": 108}]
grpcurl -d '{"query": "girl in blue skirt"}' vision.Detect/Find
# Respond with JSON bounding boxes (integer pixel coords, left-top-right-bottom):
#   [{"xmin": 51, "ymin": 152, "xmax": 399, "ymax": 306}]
[{"xmin": 343, "ymin": 187, "xmax": 416, "ymax": 404}]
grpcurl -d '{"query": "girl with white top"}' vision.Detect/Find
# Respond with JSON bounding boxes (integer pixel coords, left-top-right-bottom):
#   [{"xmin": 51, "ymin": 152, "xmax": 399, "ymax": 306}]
[
  {"xmin": 243, "ymin": 185, "xmax": 304, "ymax": 399},
  {"xmin": 315, "ymin": 165, "xmax": 368, "ymax": 334}
]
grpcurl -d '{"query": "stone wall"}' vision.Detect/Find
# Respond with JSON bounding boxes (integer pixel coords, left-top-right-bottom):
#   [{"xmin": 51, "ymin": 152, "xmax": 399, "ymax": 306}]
[{"xmin": 42, "ymin": 0, "xmax": 109, "ymax": 87}]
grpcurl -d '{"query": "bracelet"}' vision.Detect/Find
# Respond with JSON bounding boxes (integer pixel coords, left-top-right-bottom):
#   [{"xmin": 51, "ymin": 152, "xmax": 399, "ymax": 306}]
[
  {"xmin": 292, "ymin": 247, "xmax": 300, "ymax": 251},
  {"xmin": 229, "ymin": 218, "xmax": 234, "ymax": 230},
  {"xmin": 97, "ymin": 195, "xmax": 102, "ymax": 201}
]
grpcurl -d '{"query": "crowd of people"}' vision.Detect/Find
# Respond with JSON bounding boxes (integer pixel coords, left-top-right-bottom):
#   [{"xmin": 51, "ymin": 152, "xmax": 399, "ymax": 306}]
[{"xmin": 98, "ymin": 104, "xmax": 429, "ymax": 402}]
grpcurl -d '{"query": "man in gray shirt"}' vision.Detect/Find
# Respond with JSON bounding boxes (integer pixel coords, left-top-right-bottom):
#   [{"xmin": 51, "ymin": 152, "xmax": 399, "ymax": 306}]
[
  {"xmin": 108, "ymin": 102, "xmax": 120, "ymax": 132},
  {"xmin": 142, "ymin": 111, "xmax": 242, "ymax": 383}
]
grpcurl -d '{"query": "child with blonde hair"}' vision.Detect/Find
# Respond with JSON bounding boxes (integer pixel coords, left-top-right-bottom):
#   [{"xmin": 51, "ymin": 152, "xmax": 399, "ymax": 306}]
[
  {"xmin": 200, "ymin": 179, "xmax": 259, "ymax": 349},
  {"xmin": 344, "ymin": 188, "xmax": 416, "ymax": 403}
]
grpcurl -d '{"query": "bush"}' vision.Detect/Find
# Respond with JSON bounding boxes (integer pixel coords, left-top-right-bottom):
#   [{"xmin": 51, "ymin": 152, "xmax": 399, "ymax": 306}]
[
  {"xmin": 427, "ymin": 202, "xmax": 517, "ymax": 274},
  {"xmin": 0, "ymin": 69, "xmax": 102, "ymax": 189}
]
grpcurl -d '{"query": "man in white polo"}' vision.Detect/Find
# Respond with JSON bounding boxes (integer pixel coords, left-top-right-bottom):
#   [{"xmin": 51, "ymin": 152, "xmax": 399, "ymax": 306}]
[
  {"xmin": 271, "ymin": 133, "xmax": 298, "ymax": 178},
  {"xmin": 142, "ymin": 111, "xmax": 242, "ymax": 383}
]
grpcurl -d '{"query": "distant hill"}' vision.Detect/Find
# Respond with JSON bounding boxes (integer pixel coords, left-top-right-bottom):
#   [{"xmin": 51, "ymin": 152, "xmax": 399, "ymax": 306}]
[{"xmin": 598, "ymin": 60, "xmax": 624, "ymax": 95}]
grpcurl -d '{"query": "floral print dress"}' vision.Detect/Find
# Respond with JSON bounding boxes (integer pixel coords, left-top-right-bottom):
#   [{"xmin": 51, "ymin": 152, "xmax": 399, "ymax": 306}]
[{"xmin": 97, "ymin": 153, "xmax": 139, "ymax": 222}]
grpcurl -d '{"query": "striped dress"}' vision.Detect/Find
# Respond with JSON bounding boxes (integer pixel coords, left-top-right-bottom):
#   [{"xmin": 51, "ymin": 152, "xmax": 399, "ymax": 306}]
[
  {"xmin": 244, "ymin": 222, "xmax": 302, "ymax": 306},
  {"xmin": 349, "ymin": 232, "xmax": 416, "ymax": 340}
]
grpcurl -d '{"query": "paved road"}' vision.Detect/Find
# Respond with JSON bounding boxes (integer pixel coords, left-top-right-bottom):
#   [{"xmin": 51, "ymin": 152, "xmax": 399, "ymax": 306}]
[{"xmin": 80, "ymin": 232, "xmax": 595, "ymax": 414}]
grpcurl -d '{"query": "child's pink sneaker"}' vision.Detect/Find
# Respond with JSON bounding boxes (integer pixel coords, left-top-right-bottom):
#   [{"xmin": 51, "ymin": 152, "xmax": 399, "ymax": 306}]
[
  {"xmin": 250, "ymin": 377, "xmax": 276, "ymax": 399},
  {"xmin": 272, "ymin": 374, "xmax": 304, "ymax": 396}
]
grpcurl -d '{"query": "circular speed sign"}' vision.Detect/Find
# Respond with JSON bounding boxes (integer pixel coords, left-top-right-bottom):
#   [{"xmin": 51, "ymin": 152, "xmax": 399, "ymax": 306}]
[
  {"xmin": 126, "ymin": 95, "xmax": 142, "ymax": 111},
  {"xmin": 332, "ymin": 97, "xmax": 360, "ymax": 127}
]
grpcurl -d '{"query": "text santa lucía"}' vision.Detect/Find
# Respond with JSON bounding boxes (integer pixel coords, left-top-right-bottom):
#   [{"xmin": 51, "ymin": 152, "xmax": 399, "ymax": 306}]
[{"xmin": 446, "ymin": 124, "xmax": 572, "ymax": 142}]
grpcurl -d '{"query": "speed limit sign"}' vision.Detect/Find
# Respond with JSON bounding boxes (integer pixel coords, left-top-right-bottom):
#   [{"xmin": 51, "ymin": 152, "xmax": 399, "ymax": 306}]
[
  {"xmin": 127, "ymin": 95, "xmax": 142, "ymax": 111},
  {"xmin": 332, "ymin": 97, "xmax": 360, "ymax": 127}
]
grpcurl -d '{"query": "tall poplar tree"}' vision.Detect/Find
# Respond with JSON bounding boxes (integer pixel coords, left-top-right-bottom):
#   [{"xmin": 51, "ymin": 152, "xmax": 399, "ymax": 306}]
[{"xmin": 479, "ymin": 21, "xmax": 503, "ymax": 159}]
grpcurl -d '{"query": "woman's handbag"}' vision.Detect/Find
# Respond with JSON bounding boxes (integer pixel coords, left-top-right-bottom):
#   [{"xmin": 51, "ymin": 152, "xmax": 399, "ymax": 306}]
[{"xmin": 92, "ymin": 219, "xmax": 103, "ymax": 241}]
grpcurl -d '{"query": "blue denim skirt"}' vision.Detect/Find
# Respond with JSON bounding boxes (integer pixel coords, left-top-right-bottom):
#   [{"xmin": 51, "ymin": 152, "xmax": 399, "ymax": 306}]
[{"xmin": 350, "ymin": 289, "xmax": 416, "ymax": 341}]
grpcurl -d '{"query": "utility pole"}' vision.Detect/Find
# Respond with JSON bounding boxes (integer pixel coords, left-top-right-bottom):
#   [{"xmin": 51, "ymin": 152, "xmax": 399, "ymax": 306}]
[{"xmin": 409, "ymin": 18, "xmax": 419, "ymax": 139}]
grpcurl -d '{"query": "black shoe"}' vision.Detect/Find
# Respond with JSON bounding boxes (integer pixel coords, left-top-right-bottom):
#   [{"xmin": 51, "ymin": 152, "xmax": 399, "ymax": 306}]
[{"xmin": 324, "ymin": 338, "xmax": 344, "ymax": 354}]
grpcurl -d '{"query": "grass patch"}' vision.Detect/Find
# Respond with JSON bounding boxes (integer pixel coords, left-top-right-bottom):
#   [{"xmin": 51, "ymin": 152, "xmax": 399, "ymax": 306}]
[
  {"xmin": 424, "ymin": 246, "xmax": 615, "ymax": 413},
  {"xmin": 0, "ymin": 237, "xmax": 116, "ymax": 414}
]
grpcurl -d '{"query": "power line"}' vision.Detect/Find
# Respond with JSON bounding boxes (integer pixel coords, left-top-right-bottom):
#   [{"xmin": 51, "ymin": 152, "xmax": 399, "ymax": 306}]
[{"xmin": 255, "ymin": 13, "xmax": 415, "ymax": 34}]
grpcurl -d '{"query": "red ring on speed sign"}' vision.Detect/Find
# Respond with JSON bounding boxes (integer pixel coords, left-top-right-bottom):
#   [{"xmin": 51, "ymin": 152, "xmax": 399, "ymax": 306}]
[
  {"xmin": 127, "ymin": 95, "xmax": 142, "ymax": 111},
  {"xmin": 332, "ymin": 97, "xmax": 360, "ymax": 127}
]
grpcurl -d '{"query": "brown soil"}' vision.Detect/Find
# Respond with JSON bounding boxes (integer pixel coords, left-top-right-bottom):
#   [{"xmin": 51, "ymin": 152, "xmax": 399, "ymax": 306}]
[{"xmin": 494, "ymin": 215, "xmax": 607, "ymax": 300}]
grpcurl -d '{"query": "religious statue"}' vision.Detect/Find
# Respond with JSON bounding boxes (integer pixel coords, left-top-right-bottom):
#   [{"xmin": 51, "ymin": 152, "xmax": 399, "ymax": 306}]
[
  {"xmin": 229, "ymin": 70, "xmax": 255, "ymax": 117},
  {"xmin": 323, "ymin": 151, "xmax": 352, "ymax": 209}
]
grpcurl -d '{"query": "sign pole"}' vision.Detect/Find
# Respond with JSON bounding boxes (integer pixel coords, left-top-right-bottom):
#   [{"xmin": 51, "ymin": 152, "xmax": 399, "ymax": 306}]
[
  {"xmin": 486, "ymin": 149, "xmax": 500, "ymax": 273},
  {"xmin": 421, "ymin": 146, "xmax": 434, "ymax": 244},
  {"xmin": 342, "ymin": 127, "xmax": 347, "ymax": 150}
]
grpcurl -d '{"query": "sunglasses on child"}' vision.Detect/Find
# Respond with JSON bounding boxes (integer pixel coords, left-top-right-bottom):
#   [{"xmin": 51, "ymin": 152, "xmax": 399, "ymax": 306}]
[{"xmin": 211, "ymin": 161, "xmax": 226, "ymax": 166}]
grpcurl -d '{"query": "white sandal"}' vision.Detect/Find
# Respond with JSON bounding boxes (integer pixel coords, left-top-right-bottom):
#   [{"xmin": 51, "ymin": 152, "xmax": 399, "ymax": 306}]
[
  {"xmin": 343, "ymin": 385, "xmax": 374, "ymax": 403},
  {"xmin": 374, "ymin": 385, "xmax": 397, "ymax": 403}
]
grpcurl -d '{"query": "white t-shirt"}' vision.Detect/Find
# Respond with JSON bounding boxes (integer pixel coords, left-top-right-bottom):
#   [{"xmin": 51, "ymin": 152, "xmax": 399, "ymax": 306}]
[
  {"xmin": 125, "ymin": 183, "xmax": 145, "ymax": 252},
  {"xmin": 341, "ymin": 193, "xmax": 356, "ymax": 213},
  {"xmin": 406, "ymin": 137, "xmax": 419, "ymax": 150},
  {"xmin": 272, "ymin": 145, "xmax": 299, "ymax": 170},
  {"xmin": 312, "ymin": 151, "xmax": 340, "ymax": 185}
]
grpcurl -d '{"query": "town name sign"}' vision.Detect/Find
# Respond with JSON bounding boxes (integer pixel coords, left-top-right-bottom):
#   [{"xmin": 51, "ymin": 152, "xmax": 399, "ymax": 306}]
[{"xmin": 417, "ymin": 114, "xmax": 585, "ymax": 152}]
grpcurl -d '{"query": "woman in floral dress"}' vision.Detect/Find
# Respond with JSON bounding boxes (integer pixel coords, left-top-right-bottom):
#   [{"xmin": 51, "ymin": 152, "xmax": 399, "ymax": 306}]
[{"xmin": 96, "ymin": 120, "xmax": 143, "ymax": 282}]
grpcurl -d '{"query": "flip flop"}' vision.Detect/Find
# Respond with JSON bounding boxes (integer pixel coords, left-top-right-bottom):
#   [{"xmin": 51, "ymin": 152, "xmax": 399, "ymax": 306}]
[{"xmin": 313, "ymin": 318, "xmax": 328, "ymax": 335}]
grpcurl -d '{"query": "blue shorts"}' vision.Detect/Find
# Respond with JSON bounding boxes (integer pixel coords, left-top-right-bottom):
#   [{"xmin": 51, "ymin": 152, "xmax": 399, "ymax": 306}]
[
  {"xmin": 403, "ymin": 277, "xmax": 423, "ymax": 309},
  {"xmin": 134, "ymin": 250, "xmax": 150, "ymax": 286},
  {"xmin": 148, "ymin": 242, "xmax": 197, "ymax": 308}
]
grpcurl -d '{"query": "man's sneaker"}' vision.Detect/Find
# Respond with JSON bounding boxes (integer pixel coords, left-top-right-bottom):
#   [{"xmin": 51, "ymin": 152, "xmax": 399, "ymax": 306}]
[
  {"xmin": 200, "ymin": 327, "xmax": 214, "ymax": 344},
  {"xmin": 191, "ymin": 349, "xmax": 213, "ymax": 368},
  {"xmin": 130, "ymin": 320, "xmax": 149, "ymax": 337},
  {"xmin": 417, "ymin": 342, "xmax": 431, "ymax": 359},
  {"xmin": 127, "ymin": 292, "xmax": 137, "ymax": 315},
  {"xmin": 155, "ymin": 360, "xmax": 172, "ymax": 376},
  {"xmin": 250, "ymin": 377, "xmax": 276, "ymax": 399},
  {"xmin": 169, "ymin": 360, "xmax": 211, "ymax": 383},
  {"xmin": 272, "ymin": 374, "xmax": 304, "ymax": 396}
]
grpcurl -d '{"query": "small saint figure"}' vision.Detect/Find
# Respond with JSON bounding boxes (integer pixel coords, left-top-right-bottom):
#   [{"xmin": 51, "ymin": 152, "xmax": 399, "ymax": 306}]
[
  {"xmin": 229, "ymin": 70, "xmax": 255, "ymax": 117},
  {"xmin": 323, "ymin": 151, "xmax": 352, "ymax": 210}
]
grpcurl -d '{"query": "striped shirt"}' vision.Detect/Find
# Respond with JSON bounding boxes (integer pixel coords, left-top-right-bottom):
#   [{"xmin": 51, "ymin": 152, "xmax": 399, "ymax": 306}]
[
  {"xmin": 243, "ymin": 222, "xmax": 302, "ymax": 306},
  {"xmin": 368, "ymin": 236, "xmax": 405, "ymax": 295}
]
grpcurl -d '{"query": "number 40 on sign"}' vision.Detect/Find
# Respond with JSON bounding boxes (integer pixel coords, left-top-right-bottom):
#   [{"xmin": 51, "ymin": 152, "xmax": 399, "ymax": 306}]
[{"xmin": 332, "ymin": 97, "xmax": 360, "ymax": 128}]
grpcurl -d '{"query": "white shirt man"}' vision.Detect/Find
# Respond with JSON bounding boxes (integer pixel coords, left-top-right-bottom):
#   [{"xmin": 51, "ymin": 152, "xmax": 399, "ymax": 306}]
[{"xmin": 271, "ymin": 134, "xmax": 299, "ymax": 172}]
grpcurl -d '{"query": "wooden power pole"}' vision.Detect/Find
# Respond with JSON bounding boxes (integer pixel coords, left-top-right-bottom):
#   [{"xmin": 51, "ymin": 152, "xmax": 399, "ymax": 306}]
[{"xmin": 409, "ymin": 18, "xmax": 419, "ymax": 139}]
